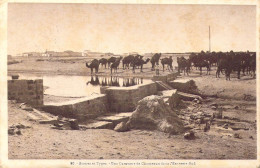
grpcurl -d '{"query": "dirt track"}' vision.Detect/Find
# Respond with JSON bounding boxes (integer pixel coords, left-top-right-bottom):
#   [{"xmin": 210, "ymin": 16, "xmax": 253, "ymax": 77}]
[{"xmin": 8, "ymin": 56, "xmax": 257, "ymax": 159}]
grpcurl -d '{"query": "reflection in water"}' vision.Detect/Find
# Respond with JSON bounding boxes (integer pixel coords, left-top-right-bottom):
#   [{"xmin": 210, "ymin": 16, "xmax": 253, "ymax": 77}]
[{"xmin": 86, "ymin": 76, "xmax": 144, "ymax": 87}]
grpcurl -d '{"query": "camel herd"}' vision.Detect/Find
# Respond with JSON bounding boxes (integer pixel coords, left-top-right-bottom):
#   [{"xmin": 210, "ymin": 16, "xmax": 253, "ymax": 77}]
[
  {"xmin": 85, "ymin": 53, "xmax": 173, "ymax": 74},
  {"xmin": 177, "ymin": 50, "xmax": 256, "ymax": 80},
  {"xmin": 85, "ymin": 51, "xmax": 256, "ymax": 80}
]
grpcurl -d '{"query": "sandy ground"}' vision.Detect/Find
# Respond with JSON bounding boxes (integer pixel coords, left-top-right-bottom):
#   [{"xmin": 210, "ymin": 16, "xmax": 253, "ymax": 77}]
[{"xmin": 8, "ymin": 56, "xmax": 257, "ymax": 159}]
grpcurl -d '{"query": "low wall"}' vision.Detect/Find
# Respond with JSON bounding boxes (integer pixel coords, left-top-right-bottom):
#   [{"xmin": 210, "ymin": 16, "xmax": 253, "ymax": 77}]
[
  {"xmin": 101, "ymin": 82, "xmax": 158, "ymax": 112},
  {"xmin": 8, "ymin": 79, "xmax": 43, "ymax": 106},
  {"xmin": 152, "ymin": 71, "xmax": 178, "ymax": 83},
  {"xmin": 42, "ymin": 95, "xmax": 109, "ymax": 121}
]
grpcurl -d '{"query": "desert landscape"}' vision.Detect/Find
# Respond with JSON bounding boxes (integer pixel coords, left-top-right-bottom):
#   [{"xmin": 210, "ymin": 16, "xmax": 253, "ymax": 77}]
[
  {"xmin": 7, "ymin": 53, "xmax": 256, "ymax": 159},
  {"xmin": 5, "ymin": 3, "xmax": 257, "ymax": 163}
]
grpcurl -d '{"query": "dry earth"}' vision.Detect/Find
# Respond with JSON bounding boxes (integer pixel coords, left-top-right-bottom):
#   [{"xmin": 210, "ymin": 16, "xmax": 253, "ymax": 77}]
[{"xmin": 8, "ymin": 56, "xmax": 257, "ymax": 159}]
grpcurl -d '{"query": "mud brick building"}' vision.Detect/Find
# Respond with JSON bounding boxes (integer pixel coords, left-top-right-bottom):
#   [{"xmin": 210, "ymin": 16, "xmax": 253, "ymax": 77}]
[{"xmin": 8, "ymin": 79, "xmax": 44, "ymax": 106}]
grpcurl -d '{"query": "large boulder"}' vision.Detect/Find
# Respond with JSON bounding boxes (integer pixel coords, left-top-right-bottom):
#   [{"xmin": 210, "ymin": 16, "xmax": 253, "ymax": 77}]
[{"xmin": 127, "ymin": 95, "xmax": 184, "ymax": 134}]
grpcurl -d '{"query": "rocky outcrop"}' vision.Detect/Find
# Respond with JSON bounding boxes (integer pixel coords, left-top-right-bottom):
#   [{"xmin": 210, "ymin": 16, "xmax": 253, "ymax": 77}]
[
  {"xmin": 158, "ymin": 89, "xmax": 180, "ymax": 109},
  {"xmin": 126, "ymin": 95, "xmax": 184, "ymax": 134}
]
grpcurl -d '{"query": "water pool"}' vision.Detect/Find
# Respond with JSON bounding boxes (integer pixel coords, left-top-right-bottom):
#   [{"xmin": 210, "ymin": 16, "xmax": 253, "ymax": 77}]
[{"xmin": 8, "ymin": 74, "xmax": 152, "ymax": 97}]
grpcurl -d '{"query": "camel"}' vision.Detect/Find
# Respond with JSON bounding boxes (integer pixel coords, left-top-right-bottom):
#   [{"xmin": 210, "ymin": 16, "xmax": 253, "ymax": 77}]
[
  {"xmin": 99, "ymin": 58, "xmax": 108, "ymax": 69},
  {"xmin": 132, "ymin": 58, "xmax": 150, "ymax": 73},
  {"xmin": 177, "ymin": 57, "xmax": 190, "ymax": 75},
  {"xmin": 110, "ymin": 57, "xmax": 123, "ymax": 74},
  {"xmin": 86, "ymin": 59, "xmax": 99, "ymax": 74},
  {"xmin": 107, "ymin": 57, "xmax": 117, "ymax": 67},
  {"xmin": 216, "ymin": 51, "xmax": 242, "ymax": 80},
  {"xmin": 130, "ymin": 56, "xmax": 150, "ymax": 73},
  {"xmin": 161, "ymin": 56, "xmax": 173, "ymax": 72},
  {"xmin": 197, "ymin": 60, "xmax": 211, "ymax": 75},
  {"xmin": 248, "ymin": 53, "xmax": 256, "ymax": 78},
  {"xmin": 122, "ymin": 55, "xmax": 135, "ymax": 69},
  {"xmin": 150, "ymin": 53, "xmax": 161, "ymax": 70}
]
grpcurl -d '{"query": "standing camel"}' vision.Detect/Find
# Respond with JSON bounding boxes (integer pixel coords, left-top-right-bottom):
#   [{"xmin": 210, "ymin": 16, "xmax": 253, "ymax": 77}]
[
  {"xmin": 110, "ymin": 57, "xmax": 123, "ymax": 74},
  {"xmin": 99, "ymin": 58, "xmax": 108, "ymax": 69},
  {"xmin": 161, "ymin": 56, "xmax": 173, "ymax": 72},
  {"xmin": 150, "ymin": 53, "xmax": 161, "ymax": 70},
  {"xmin": 86, "ymin": 59, "xmax": 99, "ymax": 74}
]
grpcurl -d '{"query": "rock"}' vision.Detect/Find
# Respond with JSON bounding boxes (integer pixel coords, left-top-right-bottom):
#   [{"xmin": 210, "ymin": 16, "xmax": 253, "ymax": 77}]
[
  {"xmin": 22, "ymin": 107, "xmax": 34, "ymax": 111},
  {"xmin": 50, "ymin": 125, "xmax": 64, "ymax": 130},
  {"xmin": 127, "ymin": 95, "xmax": 184, "ymax": 134},
  {"xmin": 230, "ymin": 123, "xmax": 249, "ymax": 131},
  {"xmin": 193, "ymin": 98, "xmax": 201, "ymax": 104},
  {"xmin": 158, "ymin": 89, "xmax": 180, "ymax": 109},
  {"xmin": 85, "ymin": 121, "xmax": 114, "ymax": 129},
  {"xmin": 203, "ymin": 122, "xmax": 210, "ymax": 132},
  {"xmin": 234, "ymin": 106, "xmax": 239, "ymax": 109},
  {"xmin": 213, "ymin": 110, "xmax": 223, "ymax": 119},
  {"xmin": 177, "ymin": 92, "xmax": 202, "ymax": 101},
  {"xmin": 184, "ymin": 131, "xmax": 195, "ymax": 140},
  {"xmin": 210, "ymin": 103, "xmax": 218, "ymax": 109},
  {"xmin": 8, "ymin": 128, "xmax": 15, "ymax": 135},
  {"xmin": 69, "ymin": 119, "xmax": 79, "ymax": 130},
  {"xmin": 223, "ymin": 123, "xmax": 229, "ymax": 129},
  {"xmin": 39, "ymin": 119, "xmax": 58, "ymax": 125},
  {"xmin": 234, "ymin": 133, "xmax": 242, "ymax": 139},
  {"xmin": 184, "ymin": 124, "xmax": 195, "ymax": 130},
  {"xmin": 15, "ymin": 123, "xmax": 30, "ymax": 129},
  {"xmin": 19, "ymin": 103, "xmax": 34, "ymax": 111},
  {"xmin": 114, "ymin": 122, "xmax": 129, "ymax": 132},
  {"xmin": 54, "ymin": 123, "xmax": 64, "ymax": 128},
  {"xmin": 16, "ymin": 129, "xmax": 22, "ymax": 135}
]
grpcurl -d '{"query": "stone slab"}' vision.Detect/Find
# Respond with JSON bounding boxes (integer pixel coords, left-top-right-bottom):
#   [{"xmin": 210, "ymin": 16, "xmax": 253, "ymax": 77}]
[
  {"xmin": 85, "ymin": 121, "xmax": 114, "ymax": 129},
  {"xmin": 177, "ymin": 92, "xmax": 202, "ymax": 101}
]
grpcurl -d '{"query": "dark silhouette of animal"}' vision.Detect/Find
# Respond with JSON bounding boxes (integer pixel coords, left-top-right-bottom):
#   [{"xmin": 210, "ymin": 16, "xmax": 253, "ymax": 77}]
[
  {"xmin": 161, "ymin": 56, "xmax": 173, "ymax": 71},
  {"xmin": 131, "ymin": 57, "xmax": 150, "ymax": 73},
  {"xmin": 241, "ymin": 51, "xmax": 251, "ymax": 75},
  {"xmin": 86, "ymin": 59, "xmax": 99, "ymax": 74},
  {"xmin": 177, "ymin": 57, "xmax": 190, "ymax": 75},
  {"xmin": 216, "ymin": 56, "xmax": 230, "ymax": 79},
  {"xmin": 99, "ymin": 58, "xmax": 108, "ymax": 69},
  {"xmin": 110, "ymin": 57, "xmax": 123, "ymax": 74},
  {"xmin": 107, "ymin": 57, "xmax": 117, "ymax": 67},
  {"xmin": 122, "ymin": 55, "xmax": 135, "ymax": 69},
  {"xmin": 150, "ymin": 53, "xmax": 161, "ymax": 70},
  {"xmin": 250, "ymin": 53, "xmax": 256, "ymax": 78},
  {"xmin": 216, "ymin": 51, "xmax": 241, "ymax": 80},
  {"xmin": 197, "ymin": 60, "xmax": 211, "ymax": 75}
]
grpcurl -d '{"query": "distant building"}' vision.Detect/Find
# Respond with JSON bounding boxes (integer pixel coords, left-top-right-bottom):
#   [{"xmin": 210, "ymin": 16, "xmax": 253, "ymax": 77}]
[
  {"xmin": 129, "ymin": 52, "xmax": 139, "ymax": 55},
  {"xmin": 42, "ymin": 50, "xmax": 55, "ymax": 57},
  {"xmin": 82, "ymin": 50, "xmax": 104, "ymax": 57},
  {"xmin": 23, "ymin": 52, "xmax": 41, "ymax": 57},
  {"xmin": 41, "ymin": 50, "xmax": 81, "ymax": 57}
]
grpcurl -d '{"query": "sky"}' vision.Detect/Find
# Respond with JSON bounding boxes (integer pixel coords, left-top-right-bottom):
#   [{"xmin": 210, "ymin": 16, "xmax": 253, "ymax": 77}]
[{"xmin": 8, "ymin": 3, "xmax": 256, "ymax": 55}]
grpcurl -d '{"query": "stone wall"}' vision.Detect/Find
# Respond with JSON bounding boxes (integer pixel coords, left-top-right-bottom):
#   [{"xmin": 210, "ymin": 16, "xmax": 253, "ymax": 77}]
[
  {"xmin": 8, "ymin": 79, "xmax": 43, "ymax": 106},
  {"xmin": 101, "ymin": 82, "xmax": 158, "ymax": 112},
  {"xmin": 42, "ymin": 95, "xmax": 108, "ymax": 121}
]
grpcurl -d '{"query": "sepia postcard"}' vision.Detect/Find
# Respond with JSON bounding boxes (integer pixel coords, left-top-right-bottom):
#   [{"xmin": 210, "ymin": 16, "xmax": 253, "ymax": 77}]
[{"xmin": 0, "ymin": 0, "xmax": 259, "ymax": 167}]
